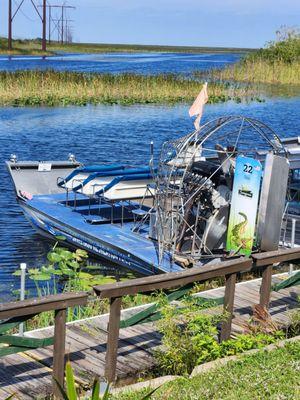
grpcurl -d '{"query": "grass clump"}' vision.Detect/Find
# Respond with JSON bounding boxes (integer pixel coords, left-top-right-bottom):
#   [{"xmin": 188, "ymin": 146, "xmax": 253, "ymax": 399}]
[
  {"xmin": 0, "ymin": 70, "xmax": 259, "ymax": 107},
  {"xmin": 114, "ymin": 341, "xmax": 300, "ymax": 400}
]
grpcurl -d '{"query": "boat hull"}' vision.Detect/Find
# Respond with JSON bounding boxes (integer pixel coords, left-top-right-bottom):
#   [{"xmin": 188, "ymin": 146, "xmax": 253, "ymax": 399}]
[{"xmin": 20, "ymin": 200, "xmax": 177, "ymax": 276}]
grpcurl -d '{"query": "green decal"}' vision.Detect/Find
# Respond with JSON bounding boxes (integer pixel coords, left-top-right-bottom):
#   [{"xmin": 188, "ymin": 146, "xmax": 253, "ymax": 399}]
[{"xmin": 226, "ymin": 156, "xmax": 262, "ymax": 256}]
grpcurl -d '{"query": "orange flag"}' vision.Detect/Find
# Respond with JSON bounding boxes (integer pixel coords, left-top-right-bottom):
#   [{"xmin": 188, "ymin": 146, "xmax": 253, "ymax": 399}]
[{"xmin": 189, "ymin": 82, "xmax": 208, "ymax": 130}]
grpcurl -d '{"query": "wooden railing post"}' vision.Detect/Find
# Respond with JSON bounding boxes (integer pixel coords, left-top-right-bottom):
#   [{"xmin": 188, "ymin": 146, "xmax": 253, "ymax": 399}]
[
  {"xmin": 220, "ymin": 272, "xmax": 237, "ymax": 341},
  {"xmin": 53, "ymin": 308, "xmax": 67, "ymax": 399},
  {"xmin": 105, "ymin": 297, "xmax": 122, "ymax": 383},
  {"xmin": 259, "ymin": 264, "xmax": 273, "ymax": 309}
]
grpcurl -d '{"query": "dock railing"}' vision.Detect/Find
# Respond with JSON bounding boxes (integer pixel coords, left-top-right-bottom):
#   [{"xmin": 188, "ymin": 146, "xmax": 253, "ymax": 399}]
[
  {"xmin": 94, "ymin": 247, "xmax": 300, "ymax": 383},
  {"xmin": 0, "ymin": 292, "xmax": 88, "ymax": 398},
  {"xmin": 94, "ymin": 257, "xmax": 252, "ymax": 382}
]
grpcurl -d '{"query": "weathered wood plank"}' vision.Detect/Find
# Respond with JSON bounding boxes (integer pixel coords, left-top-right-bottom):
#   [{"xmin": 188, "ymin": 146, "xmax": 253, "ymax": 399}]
[
  {"xmin": 0, "ymin": 292, "xmax": 88, "ymax": 320},
  {"xmin": 94, "ymin": 258, "xmax": 252, "ymax": 298},
  {"xmin": 252, "ymin": 247, "xmax": 300, "ymax": 266},
  {"xmin": 220, "ymin": 273, "xmax": 237, "ymax": 341},
  {"xmin": 260, "ymin": 265, "xmax": 273, "ymax": 308},
  {"xmin": 105, "ymin": 297, "xmax": 122, "ymax": 382},
  {"xmin": 53, "ymin": 308, "xmax": 67, "ymax": 398},
  {"xmin": 0, "ymin": 353, "xmax": 52, "ymax": 399}
]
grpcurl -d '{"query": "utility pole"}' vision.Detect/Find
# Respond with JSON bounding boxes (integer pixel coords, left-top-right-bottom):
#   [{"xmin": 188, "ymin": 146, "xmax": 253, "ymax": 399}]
[
  {"xmin": 52, "ymin": 18, "xmax": 73, "ymax": 43},
  {"xmin": 48, "ymin": 5, "xmax": 52, "ymax": 43},
  {"xmin": 39, "ymin": 4, "xmax": 75, "ymax": 45},
  {"xmin": 42, "ymin": 0, "xmax": 46, "ymax": 51},
  {"xmin": 8, "ymin": 0, "xmax": 12, "ymax": 51},
  {"xmin": 8, "ymin": 0, "xmax": 48, "ymax": 51},
  {"xmin": 61, "ymin": 5, "xmax": 64, "ymax": 44}
]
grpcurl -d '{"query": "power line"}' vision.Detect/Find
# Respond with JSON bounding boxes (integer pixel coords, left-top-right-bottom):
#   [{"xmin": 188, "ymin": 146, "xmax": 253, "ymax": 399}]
[
  {"xmin": 7, "ymin": 1, "xmax": 75, "ymax": 51},
  {"xmin": 38, "ymin": 4, "xmax": 75, "ymax": 44}
]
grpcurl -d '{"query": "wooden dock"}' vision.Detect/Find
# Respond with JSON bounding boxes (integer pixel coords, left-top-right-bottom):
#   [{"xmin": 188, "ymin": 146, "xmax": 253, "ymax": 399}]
[{"xmin": 0, "ymin": 273, "xmax": 299, "ymax": 400}]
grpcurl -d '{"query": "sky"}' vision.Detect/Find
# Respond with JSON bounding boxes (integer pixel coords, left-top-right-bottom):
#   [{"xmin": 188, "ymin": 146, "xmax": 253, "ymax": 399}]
[{"xmin": 1, "ymin": 0, "xmax": 300, "ymax": 48}]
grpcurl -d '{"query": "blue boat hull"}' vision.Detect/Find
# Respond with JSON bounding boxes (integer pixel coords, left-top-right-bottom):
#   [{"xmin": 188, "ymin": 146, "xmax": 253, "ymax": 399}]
[{"xmin": 20, "ymin": 200, "xmax": 182, "ymax": 276}]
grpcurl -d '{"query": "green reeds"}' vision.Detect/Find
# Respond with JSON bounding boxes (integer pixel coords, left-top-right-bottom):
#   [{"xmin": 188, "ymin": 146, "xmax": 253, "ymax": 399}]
[
  {"xmin": 0, "ymin": 70, "xmax": 260, "ymax": 107},
  {"xmin": 208, "ymin": 59, "xmax": 300, "ymax": 85}
]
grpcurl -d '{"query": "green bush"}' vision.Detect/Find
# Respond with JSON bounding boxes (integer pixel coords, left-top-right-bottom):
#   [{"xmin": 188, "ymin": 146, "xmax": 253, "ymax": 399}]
[
  {"xmin": 246, "ymin": 26, "xmax": 300, "ymax": 64},
  {"xmin": 154, "ymin": 299, "xmax": 282, "ymax": 376},
  {"xmin": 288, "ymin": 296, "xmax": 300, "ymax": 337}
]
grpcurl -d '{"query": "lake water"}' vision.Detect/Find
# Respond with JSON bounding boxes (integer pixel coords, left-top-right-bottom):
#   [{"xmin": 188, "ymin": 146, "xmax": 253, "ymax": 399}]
[
  {"xmin": 1, "ymin": 98, "xmax": 300, "ymax": 301},
  {"xmin": 0, "ymin": 52, "xmax": 242, "ymax": 74}
]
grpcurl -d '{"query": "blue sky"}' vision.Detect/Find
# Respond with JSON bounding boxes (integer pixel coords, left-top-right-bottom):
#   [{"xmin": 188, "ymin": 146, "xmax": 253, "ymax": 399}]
[{"xmin": 1, "ymin": 0, "xmax": 300, "ymax": 48}]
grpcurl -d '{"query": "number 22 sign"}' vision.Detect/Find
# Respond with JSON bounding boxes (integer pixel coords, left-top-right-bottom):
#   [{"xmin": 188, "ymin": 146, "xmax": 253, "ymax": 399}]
[{"xmin": 226, "ymin": 156, "xmax": 262, "ymax": 256}]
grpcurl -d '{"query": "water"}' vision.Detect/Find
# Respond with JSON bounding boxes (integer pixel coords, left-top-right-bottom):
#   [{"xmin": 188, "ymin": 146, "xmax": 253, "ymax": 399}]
[
  {"xmin": 0, "ymin": 97, "xmax": 299, "ymax": 301},
  {"xmin": 0, "ymin": 52, "xmax": 242, "ymax": 74}
]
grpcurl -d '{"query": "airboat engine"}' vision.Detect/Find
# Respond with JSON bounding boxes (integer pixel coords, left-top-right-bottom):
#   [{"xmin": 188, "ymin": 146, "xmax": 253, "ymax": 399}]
[{"xmin": 153, "ymin": 116, "xmax": 289, "ymax": 267}]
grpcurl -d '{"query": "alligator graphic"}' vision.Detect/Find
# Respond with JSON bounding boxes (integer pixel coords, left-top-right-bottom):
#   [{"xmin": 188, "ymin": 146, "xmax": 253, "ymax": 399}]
[{"xmin": 231, "ymin": 212, "xmax": 252, "ymax": 253}]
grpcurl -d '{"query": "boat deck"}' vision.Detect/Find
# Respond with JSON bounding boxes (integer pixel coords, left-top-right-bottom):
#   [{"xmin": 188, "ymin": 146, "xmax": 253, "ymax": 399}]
[
  {"xmin": 0, "ymin": 273, "xmax": 299, "ymax": 399},
  {"xmin": 24, "ymin": 193, "xmax": 181, "ymax": 275}
]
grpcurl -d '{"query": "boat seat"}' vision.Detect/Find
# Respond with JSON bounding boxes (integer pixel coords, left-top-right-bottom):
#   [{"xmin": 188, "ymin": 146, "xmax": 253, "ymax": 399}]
[
  {"xmin": 132, "ymin": 209, "xmax": 148, "ymax": 217},
  {"xmin": 74, "ymin": 203, "xmax": 121, "ymax": 212},
  {"xmin": 57, "ymin": 164, "xmax": 125, "ymax": 188},
  {"xmin": 132, "ymin": 209, "xmax": 149, "ymax": 224}
]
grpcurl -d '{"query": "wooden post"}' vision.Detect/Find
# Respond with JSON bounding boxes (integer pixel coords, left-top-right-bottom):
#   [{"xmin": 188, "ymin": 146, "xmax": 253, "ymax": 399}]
[
  {"xmin": 53, "ymin": 308, "xmax": 67, "ymax": 399},
  {"xmin": 105, "ymin": 297, "xmax": 122, "ymax": 383},
  {"xmin": 220, "ymin": 273, "xmax": 236, "ymax": 341},
  {"xmin": 259, "ymin": 264, "xmax": 273, "ymax": 308}
]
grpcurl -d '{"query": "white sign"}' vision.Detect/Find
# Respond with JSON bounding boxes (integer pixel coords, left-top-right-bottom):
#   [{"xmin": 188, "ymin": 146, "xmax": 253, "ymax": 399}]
[{"xmin": 38, "ymin": 163, "xmax": 52, "ymax": 172}]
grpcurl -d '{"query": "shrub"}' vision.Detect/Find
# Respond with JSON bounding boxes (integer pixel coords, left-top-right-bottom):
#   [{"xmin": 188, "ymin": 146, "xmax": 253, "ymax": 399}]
[
  {"xmin": 245, "ymin": 26, "xmax": 300, "ymax": 64},
  {"xmin": 154, "ymin": 298, "xmax": 281, "ymax": 376}
]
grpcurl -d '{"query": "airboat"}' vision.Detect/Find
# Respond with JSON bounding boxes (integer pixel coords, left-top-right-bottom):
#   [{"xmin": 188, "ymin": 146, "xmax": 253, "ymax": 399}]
[{"xmin": 7, "ymin": 115, "xmax": 299, "ymax": 275}]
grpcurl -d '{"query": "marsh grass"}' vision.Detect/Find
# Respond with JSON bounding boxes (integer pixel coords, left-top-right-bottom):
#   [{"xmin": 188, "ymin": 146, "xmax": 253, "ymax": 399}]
[
  {"xmin": 206, "ymin": 59, "xmax": 300, "ymax": 85},
  {"xmin": 0, "ymin": 70, "xmax": 260, "ymax": 107}
]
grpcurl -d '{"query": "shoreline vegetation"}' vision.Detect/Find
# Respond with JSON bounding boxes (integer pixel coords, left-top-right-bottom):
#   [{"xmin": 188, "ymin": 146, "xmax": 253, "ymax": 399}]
[
  {"xmin": 0, "ymin": 37, "xmax": 254, "ymax": 55},
  {"xmin": 0, "ymin": 29, "xmax": 299, "ymax": 107},
  {"xmin": 0, "ymin": 70, "xmax": 262, "ymax": 107}
]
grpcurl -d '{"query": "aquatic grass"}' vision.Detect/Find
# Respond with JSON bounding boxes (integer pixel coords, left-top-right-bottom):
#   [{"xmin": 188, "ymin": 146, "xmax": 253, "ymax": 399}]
[
  {"xmin": 0, "ymin": 70, "xmax": 260, "ymax": 107},
  {"xmin": 202, "ymin": 30, "xmax": 300, "ymax": 86},
  {"xmin": 205, "ymin": 59, "xmax": 300, "ymax": 85}
]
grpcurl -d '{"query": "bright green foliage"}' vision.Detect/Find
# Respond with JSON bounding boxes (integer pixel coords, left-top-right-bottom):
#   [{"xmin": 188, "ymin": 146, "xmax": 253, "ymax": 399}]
[
  {"xmin": 54, "ymin": 361, "xmax": 110, "ymax": 400},
  {"xmin": 66, "ymin": 361, "xmax": 78, "ymax": 400},
  {"xmin": 113, "ymin": 341, "xmax": 300, "ymax": 400},
  {"xmin": 55, "ymin": 361, "xmax": 159, "ymax": 399},
  {"xmin": 288, "ymin": 297, "xmax": 300, "ymax": 337},
  {"xmin": 12, "ymin": 242, "xmax": 120, "ymax": 329},
  {"xmin": 154, "ymin": 299, "xmax": 282, "ymax": 376},
  {"xmin": 246, "ymin": 27, "xmax": 300, "ymax": 64}
]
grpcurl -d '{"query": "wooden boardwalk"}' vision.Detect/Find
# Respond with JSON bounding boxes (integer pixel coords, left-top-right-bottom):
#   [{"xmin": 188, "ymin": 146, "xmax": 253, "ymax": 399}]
[{"xmin": 0, "ymin": 274, "xmax": 299, "ymax": 399}]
